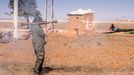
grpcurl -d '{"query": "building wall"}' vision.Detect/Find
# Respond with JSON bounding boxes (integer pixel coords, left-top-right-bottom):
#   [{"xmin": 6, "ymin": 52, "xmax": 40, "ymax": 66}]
[
  {"xmin": 67, "ymin": 13, "xmax": 94, "ymax": 36},
  {"xmin": 84, "ymin": 13, "xmax": 94, "ymax": 24},
  {"xmin": 67, "ymin": 15, "xmax": 84, "ymax": 33}
]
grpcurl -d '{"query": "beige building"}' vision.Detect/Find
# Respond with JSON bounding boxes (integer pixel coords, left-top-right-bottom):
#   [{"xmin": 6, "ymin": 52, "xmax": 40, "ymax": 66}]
[{"xmin": 67, "ymin": 9, "xmax": 94, "ymax": 36}]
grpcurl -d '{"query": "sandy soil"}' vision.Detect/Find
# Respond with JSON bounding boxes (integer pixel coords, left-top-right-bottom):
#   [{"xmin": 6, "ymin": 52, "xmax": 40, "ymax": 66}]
[{"xmin": 0, "ymin": 32, "xmax": 134, "ymax": 75}]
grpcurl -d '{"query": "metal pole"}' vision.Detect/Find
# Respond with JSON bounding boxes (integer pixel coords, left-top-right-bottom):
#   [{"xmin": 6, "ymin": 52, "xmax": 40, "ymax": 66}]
[
  {"xmin": 45, "ymin": 0, "xmax": 48, "ymax": 21},
  {"xmin": 52, "ymin": 0, "xmax": 54, "ymax": 32},
  {"xmin": 13, "ymin": 0, "xmax": 18, "ymax": 40},
  {"xmin": 52, "ymin": 0, "xmax": 54, "ymax": 21}
]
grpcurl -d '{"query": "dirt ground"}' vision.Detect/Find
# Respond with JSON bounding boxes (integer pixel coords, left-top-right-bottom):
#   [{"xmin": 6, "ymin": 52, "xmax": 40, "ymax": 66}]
[{"xmin": 0, "ymin": 32, "xmax": 134, "ymax": 75}]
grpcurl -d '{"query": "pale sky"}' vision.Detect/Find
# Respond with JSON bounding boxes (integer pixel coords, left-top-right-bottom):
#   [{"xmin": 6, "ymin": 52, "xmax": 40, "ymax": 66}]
[{"xmin": 0, "ymin": 0, "xmax": 134, "ymax": 21}]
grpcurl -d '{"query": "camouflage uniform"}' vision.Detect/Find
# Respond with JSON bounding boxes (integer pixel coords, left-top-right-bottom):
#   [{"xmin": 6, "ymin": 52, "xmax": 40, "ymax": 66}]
[{"xmin": 31, "ymin": 15, "xmax": 45, "ymax": 74}]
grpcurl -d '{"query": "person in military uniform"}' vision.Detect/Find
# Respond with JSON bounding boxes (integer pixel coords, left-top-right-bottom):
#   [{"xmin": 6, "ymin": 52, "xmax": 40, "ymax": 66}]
[
  {"xmin": 31, "ymin": 14, "xmax": 45, "ymax": 74},
  {"xmin": 110, "ymin": 24, "xmax": 134, "ymax": 32}
]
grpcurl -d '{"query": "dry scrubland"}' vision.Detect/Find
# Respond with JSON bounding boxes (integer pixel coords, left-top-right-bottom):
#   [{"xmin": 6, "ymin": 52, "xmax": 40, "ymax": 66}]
[{"xmin": 0, "ymin": 22, "xmax": 134, "ymax": 75}]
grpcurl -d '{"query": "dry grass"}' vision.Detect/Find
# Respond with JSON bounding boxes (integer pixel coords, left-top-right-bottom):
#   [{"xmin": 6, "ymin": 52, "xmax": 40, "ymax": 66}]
[{"xmin": 0, "ymin": 22, "xmax": 134, "ymax": 75}]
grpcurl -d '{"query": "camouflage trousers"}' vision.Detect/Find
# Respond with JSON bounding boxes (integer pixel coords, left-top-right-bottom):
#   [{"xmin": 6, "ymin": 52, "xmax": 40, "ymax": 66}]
[{"xmin": 33, "ymin": 41, "xmax": 45, "ymax": 73}]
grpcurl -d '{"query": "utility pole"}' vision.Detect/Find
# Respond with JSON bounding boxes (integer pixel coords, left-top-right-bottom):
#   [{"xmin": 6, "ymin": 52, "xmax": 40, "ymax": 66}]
[
  {"xmin": 45, "ymin": 0, "xmax": 48, "ymax": 21},
  {"xmin": 13, "ymin": 0, "xmax": 18, "ymax": 40},
  {"xmin": 45, "ymin": 0, "xmax": 55, "ymax": 32},
  {"xmin": 52, "ymin": 0, "xmax": 54, "ymax": 32}
]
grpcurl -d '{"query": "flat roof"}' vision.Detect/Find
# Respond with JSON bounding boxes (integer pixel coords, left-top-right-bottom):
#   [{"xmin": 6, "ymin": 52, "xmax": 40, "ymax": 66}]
[{"xmin": 68, "ymin": 9, "xmax": 94, "ymax": 15}]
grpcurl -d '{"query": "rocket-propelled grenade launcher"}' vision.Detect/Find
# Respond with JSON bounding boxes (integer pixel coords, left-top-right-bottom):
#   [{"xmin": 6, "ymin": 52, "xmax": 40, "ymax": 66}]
[{"xmin": 21, "ymin": 20, "xmax": 58, "ymax": 26}]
